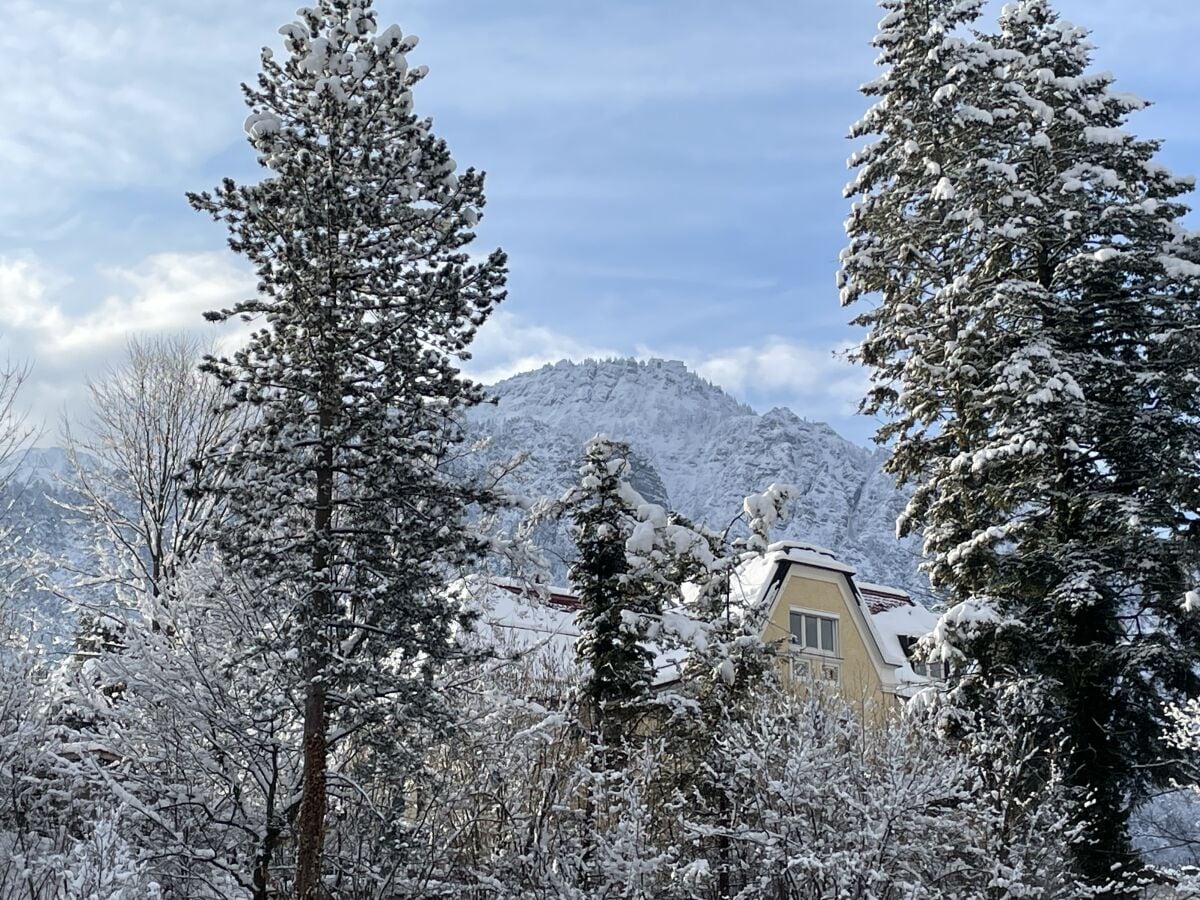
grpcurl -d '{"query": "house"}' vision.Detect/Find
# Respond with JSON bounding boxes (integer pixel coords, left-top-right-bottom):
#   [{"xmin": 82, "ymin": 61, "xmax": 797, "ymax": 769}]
[
  {"xmin": 460, "ymin": 540, "xmax": 942, "ymax": 706},
  {"xmin": 721, "ymin": 541, "xmax": 943, "ymax": 703}
]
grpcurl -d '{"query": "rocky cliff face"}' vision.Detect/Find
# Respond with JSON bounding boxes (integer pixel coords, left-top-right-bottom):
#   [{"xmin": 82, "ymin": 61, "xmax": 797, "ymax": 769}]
[{"xmin": 468, "ymin": 358, "xmax": 928, "ymax": 599}]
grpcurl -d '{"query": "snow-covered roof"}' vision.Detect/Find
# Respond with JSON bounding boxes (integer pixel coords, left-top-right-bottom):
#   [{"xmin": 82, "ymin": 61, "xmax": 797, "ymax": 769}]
[
  {"xmin": 856, "ymin": 581, "xmax": 914, "ymax": 615},
  {"xmin": 855, "ymin": 581, "xmax": 911, "ymax": 599},
  {"xmin": 489, "ymin": 578, "xmax": 581, "ymax": 611},
  {"xmin": 459, "ymin": 578, "xmax": 580, "ymax": 682},
  {"xmin": 849, "ymin": 578, "xmax": 941, "ymax": 691},
  {"xmin": 765, "ymin": 540, "xmax": 857, "ymax": 575},
  {"xmin": 868, "ymin": 603, "xmax": 940, "ymax": 672},
  {"xmin": 458, "ymin": 542, "xmax": 942, "ymax": 695},
  {"xmin": 459, "ymin": 578, "xmax": 686, "ymax": 687}
]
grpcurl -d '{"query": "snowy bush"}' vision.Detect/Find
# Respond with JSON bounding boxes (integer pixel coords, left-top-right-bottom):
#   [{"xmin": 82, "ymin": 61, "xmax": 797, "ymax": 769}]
[{"xmin": 385, "ymin": 653, "xmax": 1083, "ymax": 900}]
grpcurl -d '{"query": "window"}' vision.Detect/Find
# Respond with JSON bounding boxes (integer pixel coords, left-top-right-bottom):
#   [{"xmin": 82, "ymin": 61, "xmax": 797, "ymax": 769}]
[
  {"xmin": 898, "ymin": 635, "xmax": 946, "ymax": 680},
  {"xmin": 910, "ymin": 659, "xmax": 945, "ymax": 679},
  {"xmin": 790, "ymin": 610, "xmax": 838, "ymax": 656},
  {"xmin": 818, "ymin": 661, "xmax": 840, "ymax": 685},
  {"xmin": 791, "ymin": 657, "xmax": 841, "ymax": 685}
]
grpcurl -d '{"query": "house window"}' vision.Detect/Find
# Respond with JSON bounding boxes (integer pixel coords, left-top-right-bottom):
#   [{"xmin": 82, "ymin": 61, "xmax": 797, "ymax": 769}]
[
  {"xmin": 898, "ymin": 635, "xmax": 946, "ymax": 680},
  {"xmin": 790, "ymin": 610, "xmax": 838, "ymax": 656},
  {"xmin": 791, "ymin": 657, "xmax": 841, "ymax": 685},
  {"xmin": 817, "ymin": 660, "xmax": 840, "ymax": 685}
]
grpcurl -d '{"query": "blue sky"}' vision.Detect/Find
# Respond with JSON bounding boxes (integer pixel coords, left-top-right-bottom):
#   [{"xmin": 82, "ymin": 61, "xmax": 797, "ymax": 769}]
[{"xmin": 2, "ymin": 0, "xmax": 1197, "ymax": 445}]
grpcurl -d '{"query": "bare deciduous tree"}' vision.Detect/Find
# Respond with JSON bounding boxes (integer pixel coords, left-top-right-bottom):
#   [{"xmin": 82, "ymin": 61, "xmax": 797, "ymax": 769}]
[{"xmin": 61, "ymin": 335, "xmax": 243, "ymax": 612}]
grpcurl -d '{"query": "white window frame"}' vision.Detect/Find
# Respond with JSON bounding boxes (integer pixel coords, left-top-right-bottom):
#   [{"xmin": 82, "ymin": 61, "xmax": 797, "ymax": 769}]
[
  {"xmin": 789, "ymin": 608, "xmax": 840, "ymax": 658},
  {"xmin": 790, "ymin": 657, "xmax": 841, "ymax": 686},
  {"xmin": 898, "ymin": 635, "xmax": 946, "ymax": 680},
  {"xmin": 910, "ymin": 659, "xmax": 946, "ymax": 680}
]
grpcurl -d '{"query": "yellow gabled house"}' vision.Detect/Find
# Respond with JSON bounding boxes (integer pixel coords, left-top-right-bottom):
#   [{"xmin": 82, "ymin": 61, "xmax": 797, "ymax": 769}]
[
  {"xmin": 724, "ymin": 541, "xmax": 942, "ymax": 705},
  {"xmin": 466, "ymin": 540, "xmax": 942, "ymax": 707}
]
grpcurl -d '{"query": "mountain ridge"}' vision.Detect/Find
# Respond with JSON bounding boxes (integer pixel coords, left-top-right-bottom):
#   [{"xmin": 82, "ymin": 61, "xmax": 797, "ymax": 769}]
[
  {"xmin": 8, "ymin": 357, "xmax": 931, "ymax": 634},
  {"xmin": 467, "ymin": 357, "xmax": 928, "ymax": 600}
]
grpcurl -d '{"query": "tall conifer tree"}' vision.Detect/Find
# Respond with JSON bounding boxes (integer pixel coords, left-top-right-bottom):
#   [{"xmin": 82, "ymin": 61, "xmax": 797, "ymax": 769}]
[
  {"xmin": 565, "ymin": 437, "xmax": 659, "ymax": 750},
  {"xmin": 843, "ymin": 0, "xmax": 1200, "ymax": 888},
  {"xmin": 189, "ymin": 2, "xmax": 506, "ymax": 894}
]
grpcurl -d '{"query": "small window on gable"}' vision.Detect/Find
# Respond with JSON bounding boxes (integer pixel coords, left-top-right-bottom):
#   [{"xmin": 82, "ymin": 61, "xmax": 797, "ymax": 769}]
[
  {"xmin": 790, "ymin": 611, "xmax": 838, "ymax": 656},
  {"xmin": 791, "ymin": 657, "xmax": 841, "ymax": 685},
  {"xmin": 899, "ymin": 635, "xmax": 946, "ymax": 680}
]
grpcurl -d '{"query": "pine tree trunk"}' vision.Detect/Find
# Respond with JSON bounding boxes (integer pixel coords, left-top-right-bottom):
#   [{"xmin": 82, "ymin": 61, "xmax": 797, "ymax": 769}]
[
  {"xmin": 295, "ymin": 677, "xmax": 328, "ymax": 898},
  {"xmin": 296, "ymin": 410, "xmax": 335, "ymax": 899}
]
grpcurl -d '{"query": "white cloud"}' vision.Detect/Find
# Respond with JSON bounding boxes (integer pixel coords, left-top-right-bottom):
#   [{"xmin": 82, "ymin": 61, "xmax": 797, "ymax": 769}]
[
  {"xmin": 0, "ymin": 0, "xmax": 277, "ymax": 232},
  {"xmin": 0, "ymin": 251, "xmax": 253, "ymax": 433},
  {"xmin": 0, "ymin": 251, "xmax": 620, "ymax": 434},
  {"xmin": 0, "ymin": 249, "xmax": 868, "ymax": 443},
  {"xmin": 464, "ymin": 310, "xmax": 619, "ymax": 385},
  {"xmin": 639, "ymin": 336, "xmax": 869, "ymax": 423},
  {"xmin": 0, "ymin": 253, "xmax": 252, "ymax": 356}
]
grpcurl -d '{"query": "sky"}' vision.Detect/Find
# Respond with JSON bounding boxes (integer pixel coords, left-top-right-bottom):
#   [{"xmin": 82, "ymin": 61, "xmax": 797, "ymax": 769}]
[{"xmin": 2, "ymin": 0, "xmax": 1197, "ymax": 447}]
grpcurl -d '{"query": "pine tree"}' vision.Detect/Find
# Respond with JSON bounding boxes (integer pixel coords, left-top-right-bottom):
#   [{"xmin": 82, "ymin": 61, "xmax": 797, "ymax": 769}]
[
  {"xmin": 843, "ymin": 0, "xmax": 1200, "ymax": 889},
  {"xmin": 188, "ymin": 2, "xmax": 506, "ymax": 894},
  {"xmin": 564, "ymin": 436, "xmax": 659, "ymax": 750}
]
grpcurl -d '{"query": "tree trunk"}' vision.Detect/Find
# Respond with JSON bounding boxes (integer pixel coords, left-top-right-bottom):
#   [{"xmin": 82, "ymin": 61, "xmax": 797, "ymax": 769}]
[
  {"xmin": 253, "ymin": 743, "xmax": 282, "ymax": 900},
  {"xmin": 295, "ymin": 410, "xmax": 335, "ymax": 899},
  {"xmin": 295, "ymin": 678, "xmax": 328, "ymax": 898}
]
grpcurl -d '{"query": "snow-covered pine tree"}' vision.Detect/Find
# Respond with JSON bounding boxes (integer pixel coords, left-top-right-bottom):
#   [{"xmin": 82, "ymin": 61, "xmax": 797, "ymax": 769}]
[
  {"xmin": 841, "ymin": 0, "xmax": 1002, "ymax": 479},
  {"xmin": 188, "ymin": 2, "xmax": 507, "ymax": 894},
  {"xmin": 844, "ymin": 0, "xmax": 1200, "ymax": 888},
  {"xmin": 564, "ymin": 436, "xmax": 660, "ymax": 751},
  {"xmin": 961, "ymin": 3, "xmax": 1200, "ymax": 883}
]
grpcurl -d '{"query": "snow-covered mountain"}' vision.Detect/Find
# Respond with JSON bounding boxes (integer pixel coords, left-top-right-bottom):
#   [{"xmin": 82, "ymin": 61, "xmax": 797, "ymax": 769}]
[
  {"xmin": 1, "ymin": 448, "xmax": 106, "ymax": 634},
  {"xmin": 468, "ymin": 358, "xmax": 928, "ymax": 600},
  {"xmin": 6, "ymin": 359, "xmax": 931, "ymax": 634}
]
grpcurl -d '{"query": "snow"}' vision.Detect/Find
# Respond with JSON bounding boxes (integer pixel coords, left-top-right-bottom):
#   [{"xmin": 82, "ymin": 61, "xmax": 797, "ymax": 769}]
[
  {"xmin": 1160, "ymin": 255, "xmax": 1200, "ymax": 279},
  {"xmin": 1082, "ymin": 126, "xmax": 1129, "ymax": 145},
  {"xmin": 1184, "ymin": 591, "xmax": 1200, "ymax": 614},
  {"xmin": 314, "ymin": 77, "xmax": 348, "ymax": 102},
  {"xmin": 931, "ymin": 177, "xmax": 956, "ymax": 201},
  {"xmin": 467, "ymin": 359, "xmax": 929, "ymax": 595},
  {"xmin": 243, "ymin": 112, "xmax": 282, "ymax": 139},
  {"xmin": 626, "ymin": 520, "xmax": 657, "ymax": 556},
  {"xmin": 776, "ymin": 543, "xmax": 856, "ymax": 575},
  {"xmin": 868, "ymin": 603, "xmax": 940, "ymax": 675},
  {"xmin": 930, "ymin": 597, "xmax": 1004, "ymax": 660},
  {"xmin": 375, "ymin": 23, "xmax": 403, "ymax": 49},
  {"xmin": 743, "ymin": 483, "xmax": 796, "ymax": 549}
]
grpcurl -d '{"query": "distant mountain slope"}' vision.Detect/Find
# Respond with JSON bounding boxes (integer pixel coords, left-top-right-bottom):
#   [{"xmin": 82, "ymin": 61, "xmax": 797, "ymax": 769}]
[
  {"xmin": 2, "ymin": 448, "xmax": 105, "ymax": 634},
  {"xmin": 468, "ymin": 358, "xmax": 929, "ymax": 600},
  {"xmin": 9, "ymin": 359, "xmax": 932, "ymax": 633}
]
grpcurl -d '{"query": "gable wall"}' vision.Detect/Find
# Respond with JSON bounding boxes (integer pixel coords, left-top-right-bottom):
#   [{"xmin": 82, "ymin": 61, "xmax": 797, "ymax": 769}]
[{"xmin": 759, "ymin": 564, "xmax": 891, "ymax": 703}]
